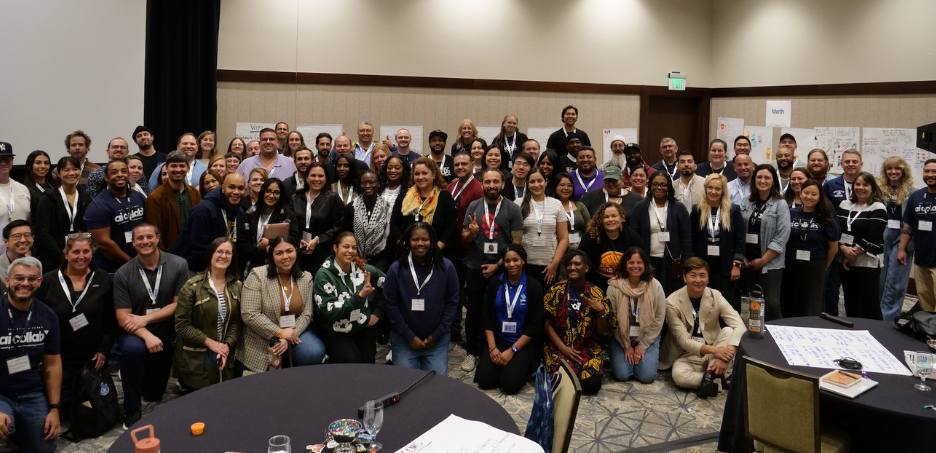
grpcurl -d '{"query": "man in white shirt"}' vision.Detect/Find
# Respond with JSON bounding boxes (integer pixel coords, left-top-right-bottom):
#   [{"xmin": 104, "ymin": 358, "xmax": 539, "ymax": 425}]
[
  {"xmin": 353, "ymin": 122, "xmax": 376, "ymax": 162},
  {"xmin": 674, "ymin": 150, "xmax": 705, "ymax": 210},
  {"xmin": 0, "ymin": 142, "xmax": 31, "ymax": 255},
  {"xmin": 728, "ymin": 154, "xmax": 754, "ymax": 205}
]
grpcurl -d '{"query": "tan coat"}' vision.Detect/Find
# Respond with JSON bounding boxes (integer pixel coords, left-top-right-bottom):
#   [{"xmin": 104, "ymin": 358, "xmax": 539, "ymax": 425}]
[{"xmin": 658, "ymin": 286, "xmax": 745, "ymax": 370}]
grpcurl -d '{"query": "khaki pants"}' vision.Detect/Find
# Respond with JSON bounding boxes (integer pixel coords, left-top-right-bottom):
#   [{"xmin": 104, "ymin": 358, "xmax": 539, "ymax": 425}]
[
  {"xmin": 914, "ymin": 264, "xmax": 936, "ymax": 312},
  {"xmin": 672, "ymin": 327, "xmax": 735, "ymax": 389}
]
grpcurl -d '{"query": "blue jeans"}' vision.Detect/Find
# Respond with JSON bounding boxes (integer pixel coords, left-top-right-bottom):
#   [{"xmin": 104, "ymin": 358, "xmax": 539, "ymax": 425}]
[
  {"xmin": 390, "ymin": 331, "xmax": 451, "ymax": 376},
  {"xmin": 292, "ymin": 329, "xmax": 327, "ymax": 366},
  {"xmin": 118, "ymin": 332, "xmax": 175, "ymax": 413},
  {"xmin": 0, "ymin": 392, "xmax": 57, "ymax": 453},
  {"xmin": 880, "ymin": 228, "xmax": 913, "ymax": 322},
  {"xmin": 608, "ymin": 336, "xmax": 661, "ymax": 384}
]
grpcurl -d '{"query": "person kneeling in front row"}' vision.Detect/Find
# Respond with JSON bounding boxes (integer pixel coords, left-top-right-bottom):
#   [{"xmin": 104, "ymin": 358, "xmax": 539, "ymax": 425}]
[{"xmin": 658, "ymin": 257, "xmax": 745, "ymax": 399}]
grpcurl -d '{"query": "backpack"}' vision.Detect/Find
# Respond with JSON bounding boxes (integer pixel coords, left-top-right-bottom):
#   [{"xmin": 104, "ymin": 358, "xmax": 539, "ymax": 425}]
[{"xmin": 69, "ymin": 361, "xmax": 119, "ymax": 439}]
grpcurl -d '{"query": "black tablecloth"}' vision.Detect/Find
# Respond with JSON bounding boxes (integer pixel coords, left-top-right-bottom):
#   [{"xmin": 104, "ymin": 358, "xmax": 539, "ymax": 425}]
[
  {"xmin": 107, "ymin": 364, "xmax": 518, "ymax": 452},
  {"xmin": 718, "ymin": 317, "xmax": 936, "ymax": 453}
]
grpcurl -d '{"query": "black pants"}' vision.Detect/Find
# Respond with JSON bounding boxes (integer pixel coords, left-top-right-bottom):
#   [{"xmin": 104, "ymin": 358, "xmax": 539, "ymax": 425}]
[
  {"xmin": 580, "ymin": 375, "xmax": 602, "ymax": 395},
  {"xmin": 324, "ymin": 327, "xmax": 378, "ymax": 364},
  {"xmin": 709, "ymin": 270, "xmax": 742, "ymax": 312},
  {"xmin": 465, "ymin": 267, "xmax": 492, "ymax": 357},
  {"xmin": 781, "ymin": 259, "xmax": 827, "ymax": 318},
  {"xmin": 822, "ymin": 263, "xmax": 841, "ymax": 316},
  {"xmin": 446, "ymin": 250, "xmax": 467, "ymax": 341},
  {"xmin": 651, "ymin": 256, "xmax": 684, "ymax": 296},
  {"xmin": 739, "ymin": 267, "xmax": 783, "ymax": 321},
  {"xmin": 841, "ymin": 264, "xmax": 883, "ymax": 320},
  {"xmin": 475, "ymin": 337, "xmax": 538, "ymax": 395}
]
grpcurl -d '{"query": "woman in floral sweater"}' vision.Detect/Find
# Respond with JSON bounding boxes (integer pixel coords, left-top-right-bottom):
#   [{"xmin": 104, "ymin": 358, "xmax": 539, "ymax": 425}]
[{"xmin": 314, "ymin": 232, "xmax": 386, "ymax": 363}]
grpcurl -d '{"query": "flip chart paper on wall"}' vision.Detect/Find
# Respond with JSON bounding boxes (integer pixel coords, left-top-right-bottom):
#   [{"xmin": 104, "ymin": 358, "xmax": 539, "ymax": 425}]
[
  {"xmin": 379, "ymin": 125, "xmax": 423, "ymax": 154},
  {"xmin": 744, "ymin": 126, "xmax": 773, "ymax": 164},
  {"xmin": 601, "ymin": 128, "xmax": 638, "ymax": 163},
  {"xmin": 766, "ymin": 100, "xmax": 792, "ymax": 128},
  {"xmin": 779, "ymin": 127, "xmax": 817, "ymax": 167},
  {"xmin": 235, "ymin": 122, "xmax": 276, "ymax": 143},
  {"xmin": 526, "ymin": 127, "xmax": 556, "ymax": 156},
  {"xmin": 814, "ymin": 127, "xmax": 860, "ymax": 175},
  {"xmin": 862, "ymin": 127, "xmax": 929, "ymax": 188},
  {"xmin": 296, "ymin": 124, "xmax": 343, "ymax": 150},
  {"xmin": 717, "ymin": 117, "xmax": 744, "ymax": 159},
  {"xmin": 476, "ymin": 126, "xmax": 500, "ymax": 145}
]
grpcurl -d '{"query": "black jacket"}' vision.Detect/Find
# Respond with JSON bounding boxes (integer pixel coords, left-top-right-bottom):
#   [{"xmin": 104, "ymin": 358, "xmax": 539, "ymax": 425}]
[
  {"xmin": 37, "ymin": 262, "xmax": 115, "ymax": 365},
  {"xmin": 690, "ymin": 204, "xmax": 746, "ymax": 275},
  {"xmin": 289, "ymin": 189, "xmax": 344, "ymax": 272},
  {"xmin": 172, "ymin": 188, "xmax": 243, "ymax": 272},
  {"xmin": 630, "ymin": 197, "xmax": 694, "ymax": 289},
  {"xmin": 389, "ymin": 189, "xmax": 458, "ymax": 249},
  {"xmin": 236, "ymin": 204, "xmax": 301, "ymax": 274},
  {"xmin": 34, "ymin": 186, "xmax": 92, "ymax": 271},
  {"xmin": 482, "ymin": 273, "xmax": 544, "ymax": 347}
]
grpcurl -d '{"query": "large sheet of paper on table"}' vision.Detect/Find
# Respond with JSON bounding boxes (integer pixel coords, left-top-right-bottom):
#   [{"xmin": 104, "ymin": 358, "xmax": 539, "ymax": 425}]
[
  {"xmin": 396, "ymin": 414, "xmax": 544, "ymax": 453},
  {"xmin": 766, "ymin": 325, "xmax": 912, "ymax": 376}
]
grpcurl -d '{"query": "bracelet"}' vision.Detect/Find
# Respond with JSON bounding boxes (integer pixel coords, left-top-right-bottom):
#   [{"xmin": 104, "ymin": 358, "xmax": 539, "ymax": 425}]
[{"xmin": 489, "ymin": 347, "xmax": 496, "ymax": 352}]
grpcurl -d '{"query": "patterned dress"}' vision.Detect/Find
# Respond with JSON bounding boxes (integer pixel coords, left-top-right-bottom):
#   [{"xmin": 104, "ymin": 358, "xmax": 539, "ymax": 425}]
[{"xmin": 542, "ymin": 280, "xmax": 616, "ymax": 380}]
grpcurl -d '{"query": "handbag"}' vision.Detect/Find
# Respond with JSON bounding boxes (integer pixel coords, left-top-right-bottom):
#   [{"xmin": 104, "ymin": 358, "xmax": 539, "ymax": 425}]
[
  {"xmin": 523, "ymin": 365, "xmax": 556, "ymax": 452},
  {"xmin": 895, "ymin": 305, "xmax": 936, "ymax": 340},
  {"xmin": 68, "ymin": 361, "xmax": 119, "ymax": 439},
  {"xmin": 664, "ymin": 243, "xmax": 683, "ymax": 280}
]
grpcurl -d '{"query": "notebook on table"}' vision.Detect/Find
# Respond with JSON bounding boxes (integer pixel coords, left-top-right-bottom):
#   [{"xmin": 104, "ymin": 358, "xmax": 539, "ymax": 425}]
[{"xmin": 819, "ymin": 370, "xmax": 878, "ymax": 398}]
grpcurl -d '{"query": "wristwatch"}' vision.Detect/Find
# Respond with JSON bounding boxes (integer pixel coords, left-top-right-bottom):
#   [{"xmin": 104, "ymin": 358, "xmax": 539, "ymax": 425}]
[
  {"xmin": 732, "ymin": 261, "xmax": 742, "ymax": 268},
  {"xmin": 48, "ymin": 403, "xmax": 61, "ymax": 410},
  {"xmin": 511, "ymin": 346, "xmax": 519, "ymax": 353}
]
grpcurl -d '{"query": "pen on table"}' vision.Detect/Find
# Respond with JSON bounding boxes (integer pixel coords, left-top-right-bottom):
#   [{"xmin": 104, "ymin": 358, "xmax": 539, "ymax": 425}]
[{"xmin": 837, "ymin": 370, "xmax": 860, "ymax": 379}]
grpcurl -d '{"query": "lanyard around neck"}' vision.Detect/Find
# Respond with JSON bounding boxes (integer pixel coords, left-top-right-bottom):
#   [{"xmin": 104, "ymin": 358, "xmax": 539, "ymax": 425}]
[
  {"xmin": 58, "ymin": 270, "xmax": 94, "ymax": 312},
  {"xmin": 140, "ymin": 265, "xmax": 163, "ymax": 306},
  {"xmin": 503, "ymin": 280, "xmax": 523, "ymax": 319},
  {"xmin": 708, "ymin": 208, "xmax": 720, "ymax": 242},
  {"xmin": 59, "ymin": 186, "xmax": 78, "ymax": 232},
  {"xmin": 408, "ymin": 253, "xmax": 433, "ymax": 295},
  {"xmin": 484, "ymin": 200, "xmax": 503, "ymax": 240}
]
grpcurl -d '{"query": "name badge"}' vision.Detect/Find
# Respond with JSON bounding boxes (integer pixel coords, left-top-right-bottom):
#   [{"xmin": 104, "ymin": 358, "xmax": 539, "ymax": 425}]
[
  {"xmin": 412, "ymin": 299, "xmax": 425, "ymax": 311},
  {"xmin": 502, "ymin": 321, "xmax": 517, "ymax": 333},
  {"xmin": 350, "ymin": 309, "xmax": 362, "ymax": 323},
  {"xmin": 746, "ymin": 233, "xmax": 759, "ymax": 244},
  {"xmin": 244, "ymin": 223, "xmax": 251, "ymax": 229},
  {"xmin": 124, "ymin": 231, "xmax": 133, "ymax": 243},
  {"xmin": 921, "ymin": 221, "xmax": 933, "ymax": 232},
  {"xmin": 629, "ymin": 325, "xmax": 640, "ymax": 338},
  {"xmin": 707, "ymin": 245, "xmax": 720, "ymax": 256},
  {"xmin": 279, "ymin": 314, "xmax": 296, "ymax": 328},
  {"xmin": 530, "ymin": 237, "xmax": 548, "ymax": 247},
  {"xmin": 146, "ymin": 308, "xmax": 159, "ymax": 315},
  {"xmin": 302, "ymin": 231, "xmax": 313, "ymax": 242},
  {"xmin": 887, "ymin": 219, "xmax": 901, "ymax": 229},
  {"xmin": 69, "ymin": 313, "xmax": 90, "ymax": 331},
  {"xmin": 840, "ymin": 234, "xmax": 854, "ymax": 245},
  {"xmin": 657, "ymin": 232, "xmax": 670, "ymax": 242},
  {"xmin": 692, "ymin": 336, "xmax": 706, "ymax": 345},
  {"xmin": 7, "ymin": 356, "xmax": 30, "ymax": 375},
  {"xmin": 484, "ymin": 242, "xmax": 498, "ymax": 254},
  {"xmin": 569, "ymin": 232, "xmax": 581, "ymax": 244},
  {"xmin": 796, "ymin": 250, "xmax": 811, "ymax": 261}
]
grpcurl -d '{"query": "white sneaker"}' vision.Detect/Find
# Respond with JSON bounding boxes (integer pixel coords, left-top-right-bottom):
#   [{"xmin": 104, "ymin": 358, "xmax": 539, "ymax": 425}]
[
  {"xmin": 461, "ymin": 354, "xmax": 478, "ymax": 372},
  {"xmin": 385, "ymin": 351, "xmax": 392, "ymax": 364}
]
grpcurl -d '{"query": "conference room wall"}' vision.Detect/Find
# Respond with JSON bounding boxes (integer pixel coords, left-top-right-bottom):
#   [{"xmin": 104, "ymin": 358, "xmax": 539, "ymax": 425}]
[
  {"xmin": 216, "ymin": 81, "xmax": 641, "ymax": 163},
  {"xmin": 217, "ymin": 0, "xmax": 715, "ymax": 87},
  {"xmin": 709, "ymin": 95, "xmax": 936, "ymax": 159}
]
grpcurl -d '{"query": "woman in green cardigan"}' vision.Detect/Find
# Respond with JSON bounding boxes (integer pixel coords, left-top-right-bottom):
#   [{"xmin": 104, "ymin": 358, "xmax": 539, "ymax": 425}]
[
  {"xmin": 314, "ymin": 232, "xmax": 386, "ymax": 363},
  {"xmin": 174, "ymin": 237, "xmax": 243, "ymax": 389}
]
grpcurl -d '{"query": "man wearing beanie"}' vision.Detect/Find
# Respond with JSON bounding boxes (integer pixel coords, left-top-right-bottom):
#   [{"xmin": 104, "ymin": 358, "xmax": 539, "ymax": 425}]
[{"xmin": 132, "ymin": 126, "xmax": 166, "ymax": 182}]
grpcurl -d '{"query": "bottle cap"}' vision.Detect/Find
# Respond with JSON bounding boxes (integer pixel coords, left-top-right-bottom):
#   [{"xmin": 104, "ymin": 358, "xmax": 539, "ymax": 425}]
[{"xmin": 191, "ymin": 422, "xmax": 205, "ymax": 435}]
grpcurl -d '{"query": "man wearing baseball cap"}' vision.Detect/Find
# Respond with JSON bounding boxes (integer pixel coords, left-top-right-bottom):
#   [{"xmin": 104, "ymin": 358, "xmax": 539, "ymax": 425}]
[
  {"xmin": 770, "ymin": 133, "xmax": 804, "ymax": 195},
  {"xmin": 0, "ymin": 142, "xmax": 32, "ymax": 255},
  {"xmin": 617, "ymin": 142, "xmax": 657, "ymax": 188},
  {"xmin": 427, "ymin": 130, "xmax": 455, "ymax": 183},
  {"xmin": 131, "ymin": 125, "xmax": 166, "ymax": 182},
  {"xmin": 579, "ymin": 165, "xmax": 643, "ymax": 221}
]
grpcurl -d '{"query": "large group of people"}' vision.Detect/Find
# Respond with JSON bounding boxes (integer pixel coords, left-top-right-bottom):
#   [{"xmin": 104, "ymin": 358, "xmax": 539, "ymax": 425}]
[{"xmin": 1, "ymin": 110, "xmax": 934, "ymax": 453}]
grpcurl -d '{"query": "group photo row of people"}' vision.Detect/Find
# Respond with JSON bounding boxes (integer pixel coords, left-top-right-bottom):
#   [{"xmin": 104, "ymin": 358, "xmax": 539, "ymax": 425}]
[{"xmin": 1, "ymin": 106, "xmax": 935, "ymax": 453}]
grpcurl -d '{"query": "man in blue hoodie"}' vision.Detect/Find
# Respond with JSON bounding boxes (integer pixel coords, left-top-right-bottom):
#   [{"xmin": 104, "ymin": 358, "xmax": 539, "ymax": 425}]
[{"xmin": 171, "ymin": 173, "xmax": 246, "ymax": 275}]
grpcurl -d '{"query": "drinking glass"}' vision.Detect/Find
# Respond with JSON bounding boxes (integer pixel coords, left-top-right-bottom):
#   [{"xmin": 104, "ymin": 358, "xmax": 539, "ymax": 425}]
[
  {"xmin": 363, "ymin": 400, "xmax": 384, "ymax": 451},
  {"xmin": 916, "ymin": 353, "xmax": 932, "ymax": 391},
  {"xmin": 268, "ymin": 435, "xmax": 291, "ymax": 453}
]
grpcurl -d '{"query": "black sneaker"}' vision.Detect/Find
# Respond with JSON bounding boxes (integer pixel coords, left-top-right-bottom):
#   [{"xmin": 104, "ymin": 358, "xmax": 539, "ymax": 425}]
[
  {"xmin": 123, "ymin": 409, "xmax": 142, "ymax": 430},
  {"xmin": 696, "ymin": 372, "xmax": 718, "ymax": 399}
]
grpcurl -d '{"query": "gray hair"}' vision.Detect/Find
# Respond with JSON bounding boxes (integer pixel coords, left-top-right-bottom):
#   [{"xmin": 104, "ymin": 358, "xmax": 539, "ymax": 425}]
[
  {"xmin": 359, "ymin": 121, "xmax": 373, "ymax": 127},
  {"xmin": 607, "ymin": 154, "xmax": 627, "ymax": 169},
  {"xmin": 660, "ymin": 137, "xmax": 677, "ymax": 147},
  {"xmin": 8, "ymin": 256, "xmax": 42, "ymax": 277}
]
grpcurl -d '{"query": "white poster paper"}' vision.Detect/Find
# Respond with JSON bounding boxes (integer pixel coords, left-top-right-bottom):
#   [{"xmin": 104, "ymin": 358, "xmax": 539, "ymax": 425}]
[
  {"xmin": 476, "ymin": 126, "xmax": 501, "ymax": 145},
  {"xmin": 779, "ymin": 127, "xmax": 817, "ymax": 167},
  {"xmin": 814, "ymin": 127, "xmax": 860, "ymax": 175},
  {"xmin": 767, "ymin": 325, "xmax": 912, "ymax": 376},
  {"xmin": 744, "ymin": 126, "xmax": 774, "ymax": 164},
  {"xmin": 379, "ymin": 125, "xmax": 424, "ymax": 154},
  {"xmin": 235, "ymin": 122, "xmax": 276, "ymax": 144},
  {"xmin": 717, "ymin": 117, "xmax": 744, "ymax": 159},
  {"xmin": 766, "ymin": 100, "xmax": 792, "ymax": 128},
  {"xmin": 296, "ymin": 124, "xmax": 343, "ymax": 150},
  {"xmin": 601, "ymin": 128, "xmax": 638, "ymax": 164},
  {"xmin": 526, "ymin": 127, "xmax": 556, "ymax": 156},
  {"xmin": 862, "ymin": 127, "xmax": 929, "ymax": 188},
  {"xmin": 396, "ymin": 414, "xmax": 543, "ymax": 453}
]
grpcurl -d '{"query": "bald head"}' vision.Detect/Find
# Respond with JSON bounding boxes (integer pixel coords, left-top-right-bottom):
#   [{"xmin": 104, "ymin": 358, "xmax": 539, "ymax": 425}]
[
  {"xmin": 334, "ymin": 135, "xmax": 353, "ymax": 153},
  {"xmin": 734, "ymin": 154, "xmax": 754, "ymax": 181},
  {"xmin": 221, "ymin": 173, "xmax": 246, "ymax": 207}
]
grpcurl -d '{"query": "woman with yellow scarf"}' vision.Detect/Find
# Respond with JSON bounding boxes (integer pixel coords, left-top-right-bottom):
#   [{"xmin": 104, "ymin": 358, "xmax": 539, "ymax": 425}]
[{"xmin": 390, "ymin": 157, "xmax": 458, "ymax": 250}]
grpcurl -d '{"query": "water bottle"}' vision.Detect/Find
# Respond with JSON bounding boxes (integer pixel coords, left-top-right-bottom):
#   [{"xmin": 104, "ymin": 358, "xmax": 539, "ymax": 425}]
[
  {"xmin": 131, "ymin": 425, "xmax": 160, "ymax": 453},
  {"xmin": 747, "ymin": 285, "xmax": 765, "ymax": 339}
]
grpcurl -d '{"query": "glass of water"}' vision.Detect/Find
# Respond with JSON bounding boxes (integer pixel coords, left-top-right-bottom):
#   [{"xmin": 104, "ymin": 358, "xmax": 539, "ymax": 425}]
[
  {"xmin": 363, "ymin": 400, "xmax": 384, "ymax": 451},
  {"xmin": 916, "ymin": 353, "xmax": 932, "ymax": 391},
  {"xmin": 268, "ymin": 435, "xmax": 291, "ymax": 453}
]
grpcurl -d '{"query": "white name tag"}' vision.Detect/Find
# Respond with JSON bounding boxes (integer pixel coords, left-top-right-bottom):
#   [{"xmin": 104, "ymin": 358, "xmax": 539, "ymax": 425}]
[
  {"xmin": 146, "ymin": 308, "xmax": 159, "ymax": 315},
  {"xmin": 796, "ymin": 250, "xmax": 811, "ymax": 261},
  {"xmin": 69, "ymin": 313, "xmax": 90, "ymax": 331},
  {"xmin": 530, "ymin": 237, "xmax": 548, "ymax": 247},
  {"xmin": 657, "ymin": 232, "xmax": 670, "ymax": 242},
  {"xmin": 692, "ymin": 336, "xmax": 706, "ymax": 345},
  {"xmin": 279, "ymin": 314, "xmax": 296, "ymax": 328},
  {"xmin": 841, "ymin": 234, "xmax": 854, "ymax": 245},
  {"xmin": 746, "ymin": 233, "xmax": 759, "ymax": 244},
  {"xmin": 484, "ymin": 242, "xmax": 498, "ymax": 254},
  {"xmin": 707, "ymin": 245, "xmax": 720, "ymax": 256},
  {"xmin": 921, "ymin": 221, "xmax": 934, "ymax": 232},
  {"xmin": 568, "ymin": 232, "xmax": 581, "ymax": 244},
  {"xmin": 350, "ymin": 309, "xmax": 362, "ymax": 324},
  {"xmin": 7, "ymin": 356, "xmax": 30, "ymax": 375},
  {"xmin": 887, "ymin": 219, "xmax": 901, "ymax": 229},
  {"xmin": 502, "ymin": 321, "xmax": 517, "ymax": 333},
  {"xmin": 124, "ymin": 231, "xmax": 133, "ymax": 243},
  {"xmin": 412, "ymin": 299, "xmax": 425, "ymax": 311},
  {"xmin": 302, "ymin": 231, "xmax": 313, "ymax": 242},
  {"xmin": 629, "ymin": 325, "xmax": 640, "ymax": 338}
]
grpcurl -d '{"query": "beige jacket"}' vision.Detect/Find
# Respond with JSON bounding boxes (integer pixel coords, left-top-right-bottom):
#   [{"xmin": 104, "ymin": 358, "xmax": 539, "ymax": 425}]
[
  {"xmin": 658, "ymin": 286, "xmax": 745, "ymax": 370},
  {"xmin": 674, "ymin": 174, "xmax": 706, "ymax": 211}
]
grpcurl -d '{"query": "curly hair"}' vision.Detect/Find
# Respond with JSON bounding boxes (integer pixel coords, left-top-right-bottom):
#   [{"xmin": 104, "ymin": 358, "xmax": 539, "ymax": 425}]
[
  {"xmin": 878, "ymin": 156, "xmax": 914, "ymax": 204},
  {"xmin": 585, "ymin": 202, "xmax": 627, "ymax": 244},
  {"xmin": 332, "ymin": 231, "xmax": 367, "ymax": 273},
  {"xmin": 380, "ymin": 155, "xmax": 411, "ymax": 191}
]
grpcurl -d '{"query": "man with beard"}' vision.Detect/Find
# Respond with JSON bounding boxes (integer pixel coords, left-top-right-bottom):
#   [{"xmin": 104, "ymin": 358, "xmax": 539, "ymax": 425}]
[
  {"xmin": 0, "ymin": 257, "xmax": 62, "ymax": 452},
  {"xmin": 144, "ymin": 151, "xmax": 203, "ymax": 251},
  {"xmin": 673, "ymin": 150, "xmax": 705, "ymax": 211},
  {"xmin": 282, "ymin": 147, "xmax": 313, "ymax": 200},
  {"xmin": 446, "ymin": 152, "xmax": 484, "ymax": 342},
  {"xmin": 771, "ymin": 134, "xmax": 800, "ymax": 195},
  {"xmin": 579, "ymin": 166, "xmax": 641, "ymax": 221},
  {"xmin": 427, "ymin": 130, "xmax": 455, "ymax": 183},
  {"xmin": 63, "ymin": 131, "xmax": 99, "ymax": 188},
  {"xmin": 898, "ymin": 159, "xmax": 936, "ymax": 311},
  {"xmin": 0, "ymin": 221, "xmax": 35, "ymax": 281},
  {"xmin": 460, "ymin": 169, "xmax": 524, "ymax": 371},
  {"xmin": 571, "ymin": 147, "xmax": 603, "ymax": 201},
  {"xmin": 807, "ymin": 148, "xmax": 831, "ymax": 186},
  {"xmin": 87, "ymin": 138, "xmax": 141, "ymax": 199},
  {"xmin": 728, "ymin": 154, "xmax": 755, "ymax": 206},
  {"xmin": 172, "ymin": 174, "xmax": 246, "ymax": 275},
  {"xmin": 696, "ymin": 139, "xmax": 737, "ymax": 181},
  {"xmin": 560, "ymin": 134, "xmax": 585, "ymax": 173},
  {"xmin": 131, "ymin": 126, "xmax": 166, "ymax": 181},
  {"xmin": 546, "ymin": 105, "xmax": 591, "ymax": 161},
  {"xmin": 651, "ymin": 138, "xmax": 680, "ymax": 181},
  {"xmin": 618, "ymin": 143, "xmax": 656, "ymax": 188},
  {"xmin": 599, "ymin": 135, "xmax": 628, "ymax": 171},
  {"xmin": 84, "ymin": 160, "xmax": 146, "ymax": 272},
  {"xmin": 114, "ymin": 223, "xmax": 189, "ymax": 429},
  {"xmin": 147, "ymin": 133, "xmax": 208, "ymax": 190},
  {"xmin": 312, "ymin": 133, "xmax": 336, "ymax": 183}
]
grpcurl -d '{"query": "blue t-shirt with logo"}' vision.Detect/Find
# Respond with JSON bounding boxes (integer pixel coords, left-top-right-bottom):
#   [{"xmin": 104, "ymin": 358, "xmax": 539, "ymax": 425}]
[
  {"xmin": 787, "ymin": 208, "xmax": 842, "ymax": 260},
  {"xmin": 0, "ymin": 296, "xmax": 61, "ymax": 398},
  {"xmin": 904, "ymin": 189, "xmax": 936, "ymax": 268},
  {"xmin": 84, "ymin": 189, "xmax": 146, "ymax": 272},
  {"xmin": 494, "ymin": 272, "xmax": 529, "ymax": 344}
]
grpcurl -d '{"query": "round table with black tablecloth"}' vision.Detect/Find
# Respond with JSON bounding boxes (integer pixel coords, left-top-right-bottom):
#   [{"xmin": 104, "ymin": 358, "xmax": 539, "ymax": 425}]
[
  {"xmin": 107, "ymin": 364, "xmax": 518, "ymax": 452},
  {"xmin": 718, "ymin": 317, "xmax": 936, "ymax": 453}
]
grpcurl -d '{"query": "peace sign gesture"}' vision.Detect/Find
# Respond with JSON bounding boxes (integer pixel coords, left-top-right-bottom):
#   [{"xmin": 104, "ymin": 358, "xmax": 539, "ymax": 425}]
[
  {"xmin": 358, "ymin": 271, "xmax": 375, "ymax": 299},
  {"xmin": 468, "ymin": 213, "xmax": 481, "ymax": 234}
]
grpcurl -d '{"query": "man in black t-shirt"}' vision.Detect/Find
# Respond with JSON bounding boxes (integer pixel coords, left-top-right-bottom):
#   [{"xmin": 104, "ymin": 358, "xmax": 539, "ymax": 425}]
[
  {"xmin": 546, "ymin": 105, "xmax": 591, "ymax": 160},
  {"xmin": 131, "ymin": 125, "xmax": 166, "ymax": 184}
]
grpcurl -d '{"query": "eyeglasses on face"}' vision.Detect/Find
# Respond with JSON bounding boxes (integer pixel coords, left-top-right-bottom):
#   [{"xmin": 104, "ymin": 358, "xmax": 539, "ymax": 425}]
[
  {"xmin": 650, "ymin": 182, "xmax": 670, "ymax": 188},
  {"xmin": 11, "ymin": 275, "xmax": 40, "ymax": 284},
  {"xmin": 9, "ymin": 233, "xmax": 34, "ymax": 240},
  {"xmin": 214, "ymin": 250, "xmax": 233, "ymax": 257}
]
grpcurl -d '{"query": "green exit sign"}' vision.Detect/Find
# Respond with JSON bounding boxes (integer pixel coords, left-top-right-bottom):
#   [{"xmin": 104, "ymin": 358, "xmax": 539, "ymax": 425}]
[{"xmin": 668, "ymin": 77, "xmax": 685, "ymax": 91}]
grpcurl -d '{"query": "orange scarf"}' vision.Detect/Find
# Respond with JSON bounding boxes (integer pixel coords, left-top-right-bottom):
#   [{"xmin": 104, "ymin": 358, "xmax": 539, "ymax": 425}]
[{"xmin": 401, "ymin": 186, "xmax": 441, "ymax": 224}]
